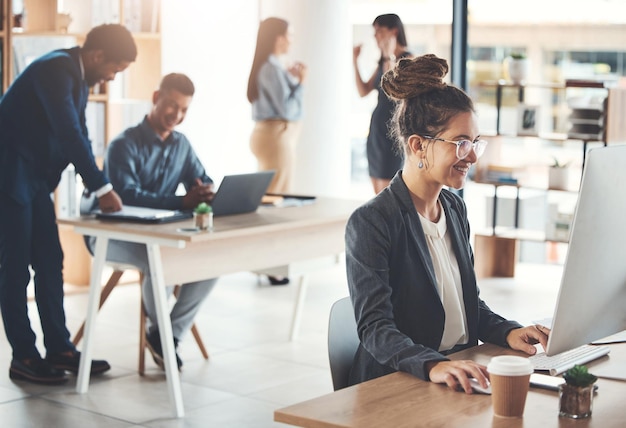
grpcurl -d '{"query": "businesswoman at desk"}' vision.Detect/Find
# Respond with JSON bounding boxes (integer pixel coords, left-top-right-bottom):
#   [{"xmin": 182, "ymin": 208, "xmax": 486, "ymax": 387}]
[{"xmin": 345, "ymin": 54, "xmax": 549, "ymax": 394}]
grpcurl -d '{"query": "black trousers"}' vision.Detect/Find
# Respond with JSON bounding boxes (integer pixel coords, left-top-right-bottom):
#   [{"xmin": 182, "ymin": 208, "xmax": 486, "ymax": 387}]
[{"xmin": 0, "ymin": 189, "xmax": 74, "ymax": 359}]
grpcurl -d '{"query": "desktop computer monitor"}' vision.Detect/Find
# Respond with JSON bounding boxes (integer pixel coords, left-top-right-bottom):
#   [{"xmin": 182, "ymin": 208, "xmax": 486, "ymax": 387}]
[{"xmin": 545, "ymin": 145, "xmax": 626, "ymax": 356}]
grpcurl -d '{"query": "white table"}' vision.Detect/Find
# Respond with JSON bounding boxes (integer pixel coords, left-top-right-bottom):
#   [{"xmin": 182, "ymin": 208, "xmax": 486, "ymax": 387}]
[{"xmin": 58, "ymin": 197, "xmax": 363, "ymax": 418}]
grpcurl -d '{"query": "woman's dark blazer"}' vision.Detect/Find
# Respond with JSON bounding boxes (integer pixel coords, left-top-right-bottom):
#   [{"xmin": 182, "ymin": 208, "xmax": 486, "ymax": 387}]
[{"xmin": 345, "ymin": 171, "xmax": 522, "ymax": 385}]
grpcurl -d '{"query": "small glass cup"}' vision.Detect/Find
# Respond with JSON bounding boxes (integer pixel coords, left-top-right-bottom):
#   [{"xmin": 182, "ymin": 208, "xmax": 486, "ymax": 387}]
[
  {"xmin": 559, "ymin": 384, "xmax": 594, "ymax": 418},
  {"xmin": 194, "ymin": 212, "xmax": 213, "ymax": 231}
]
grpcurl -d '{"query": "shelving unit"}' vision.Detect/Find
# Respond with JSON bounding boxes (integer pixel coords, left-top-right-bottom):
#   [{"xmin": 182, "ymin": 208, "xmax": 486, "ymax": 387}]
[
  {"xmin": 0, "ymin": 0, "xmax": 11, "ymax": 95},
  {"xmin": 1, "ymin": 0, "xmax": 162, "ymax": 285},
  {"xmin": 473, "ymin": 180, "xmax": 579, "ymax": 240},
  {"xmin": 472, "ymin": 79, "xmax": 626, "ymax": 278}
]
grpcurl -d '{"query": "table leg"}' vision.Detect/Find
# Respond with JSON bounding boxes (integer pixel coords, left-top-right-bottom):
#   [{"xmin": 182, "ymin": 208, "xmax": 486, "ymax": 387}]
[
  {"xmin": 76, "ymin": 236, "xmax": 108, "ymax": 393},
  {"xmin": 146, "ymin": 243, "xmax": 185, "ymax": 418},
  {"xmin": 289, "ymin": 275, "xmax": 309, "ymax": 341}
]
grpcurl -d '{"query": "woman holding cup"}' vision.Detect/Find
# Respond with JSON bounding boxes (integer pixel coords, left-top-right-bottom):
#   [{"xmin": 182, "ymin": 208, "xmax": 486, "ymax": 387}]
[{"xmin": 345, "ymin": 54, "xmax": 549, "ymax": 394}]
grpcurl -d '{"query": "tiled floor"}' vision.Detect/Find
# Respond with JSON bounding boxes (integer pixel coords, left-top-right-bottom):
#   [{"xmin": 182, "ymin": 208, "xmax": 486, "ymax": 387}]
[{"xmin": 0, "ymin": 258, "xmax": 564, "ymax": 427}]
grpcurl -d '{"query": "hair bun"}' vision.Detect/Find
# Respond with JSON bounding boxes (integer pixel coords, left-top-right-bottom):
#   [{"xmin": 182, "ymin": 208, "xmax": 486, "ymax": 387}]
[{"xmin": 381, "ymin": 54, "xmax": 449, "ymax": 100}]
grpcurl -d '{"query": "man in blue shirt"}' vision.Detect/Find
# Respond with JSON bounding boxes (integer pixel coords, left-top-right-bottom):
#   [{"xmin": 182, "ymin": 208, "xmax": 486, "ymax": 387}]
[
  {"xmin": 87, "ymin": 73, "xmax": 217, "ymax": 371},
  {"xmin": 0, "ymin": 24, "xmax": 137, "ymax": 385}
]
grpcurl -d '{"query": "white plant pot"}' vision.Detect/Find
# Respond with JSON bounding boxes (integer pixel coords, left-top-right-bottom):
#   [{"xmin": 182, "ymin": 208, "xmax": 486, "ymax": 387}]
[
  {"xmin": 504, "ymin": 58, "xmax": 530, "ymax": 84},
  {"xmin": 548, "ymin": 167, "xmax": 569, "ymax": 190}
]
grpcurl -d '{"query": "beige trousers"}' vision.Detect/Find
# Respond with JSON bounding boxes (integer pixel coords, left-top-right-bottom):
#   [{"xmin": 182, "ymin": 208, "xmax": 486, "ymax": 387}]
[{"xmin": 249, "ymin": 120, "xmax": 301, "ymax": 194}]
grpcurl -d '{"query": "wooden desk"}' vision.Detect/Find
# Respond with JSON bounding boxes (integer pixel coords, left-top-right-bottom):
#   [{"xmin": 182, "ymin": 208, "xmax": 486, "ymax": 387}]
[
  {"xmin": 275, "ymin": 343, "xmax": 626, "ymax": 427},
  {"xmin": 58, "ymin": 197, "xmax": 362, "ymax": 418}
]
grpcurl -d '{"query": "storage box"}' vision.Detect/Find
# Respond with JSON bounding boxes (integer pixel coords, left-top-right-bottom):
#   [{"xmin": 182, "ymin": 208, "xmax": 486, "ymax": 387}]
[
  {"xmin": 484, "ymin": 190, "xmax": 547, "ymax": 263},
  {"xmin": 545, "ymin": 203, "xmax": 573, "ymax": 242}
]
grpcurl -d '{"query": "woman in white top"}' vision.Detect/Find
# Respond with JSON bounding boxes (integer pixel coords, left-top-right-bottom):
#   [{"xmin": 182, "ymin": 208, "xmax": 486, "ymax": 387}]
[
  {"xmin": 247, "ymin": 17, "xmax": 307, "ymax": 195},
  {"xmin": 345, "ymin": 54, "xmax": 549, "ymax": 393}
]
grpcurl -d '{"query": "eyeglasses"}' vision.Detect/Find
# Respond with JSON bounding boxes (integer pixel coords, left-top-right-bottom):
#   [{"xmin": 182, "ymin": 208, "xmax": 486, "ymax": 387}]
[{"xmin": 422, "ymin": 135, "xmax": 488, "ymax": 160}]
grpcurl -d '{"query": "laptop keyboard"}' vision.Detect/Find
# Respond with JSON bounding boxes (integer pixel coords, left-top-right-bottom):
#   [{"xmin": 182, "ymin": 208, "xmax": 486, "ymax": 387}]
[{"xmin": 529, "ymin": 344, "xmax": 611, "ymax": 376}]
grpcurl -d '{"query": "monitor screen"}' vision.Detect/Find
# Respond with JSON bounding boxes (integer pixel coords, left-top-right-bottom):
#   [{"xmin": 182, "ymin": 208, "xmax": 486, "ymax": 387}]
[{"xmin": 546, "ymin": 145, "xmax": 626, "ymax": 355}]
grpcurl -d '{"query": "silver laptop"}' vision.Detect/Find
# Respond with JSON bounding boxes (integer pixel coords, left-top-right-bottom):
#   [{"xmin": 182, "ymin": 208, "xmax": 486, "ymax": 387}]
[
  {"xmin": 211, "ymin": 171, "xmax": 275, "ymax": 216},
  {"xmin": 92, "ymin": 171, "xmax": 275, "ymax": 222}
]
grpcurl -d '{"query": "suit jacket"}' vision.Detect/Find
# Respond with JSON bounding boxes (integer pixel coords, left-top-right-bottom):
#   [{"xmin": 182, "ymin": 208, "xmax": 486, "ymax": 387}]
[
  {"xmin": 345, "ymin": 171, "xmax": 522, "ymax": 385},
  {"xmin": 0, "ymin": 47, "xmax": 107, "ymax": 205}
]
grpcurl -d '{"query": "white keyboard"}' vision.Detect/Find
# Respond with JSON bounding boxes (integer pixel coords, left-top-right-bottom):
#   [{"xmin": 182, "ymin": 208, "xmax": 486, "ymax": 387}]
[{"xmin": 529, "ymin": 344, "xmax": 611, "ymax": 376}]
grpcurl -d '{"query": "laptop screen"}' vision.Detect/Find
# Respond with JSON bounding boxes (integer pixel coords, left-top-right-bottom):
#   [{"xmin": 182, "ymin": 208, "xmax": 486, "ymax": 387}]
[{"xmin": 211, "ymin": 171, "xmax": 275, "ymax": 216}]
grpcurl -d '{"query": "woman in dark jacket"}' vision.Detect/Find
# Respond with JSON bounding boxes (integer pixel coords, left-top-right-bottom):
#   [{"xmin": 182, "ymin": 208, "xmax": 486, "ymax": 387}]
[
  {"xmin": 345, "ymin": 54, "xmax": 548, "ymax": 394},
  {"xmin": 353, "ymin": 13, "xmax": 412, "ymax": 194}
]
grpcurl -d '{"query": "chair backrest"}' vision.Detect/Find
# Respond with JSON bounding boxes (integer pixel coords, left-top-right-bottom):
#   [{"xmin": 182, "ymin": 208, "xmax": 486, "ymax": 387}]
[{"xmin": 327, "ymin": 296, "xmax": 360, "ymax": 391}]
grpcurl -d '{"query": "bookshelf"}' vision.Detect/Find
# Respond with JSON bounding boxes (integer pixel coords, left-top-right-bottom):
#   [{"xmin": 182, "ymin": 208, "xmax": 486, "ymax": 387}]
[
  {"xmin": 1, "ymin": 0, "xmax": 162, "ymax": 285},
  {"xmin": 0, "ymin": 0, "xmax": 10, "ymax": 95},
  {"xmin": 472, "ymin": 80, "xmax": 626, "ymax": 278}
]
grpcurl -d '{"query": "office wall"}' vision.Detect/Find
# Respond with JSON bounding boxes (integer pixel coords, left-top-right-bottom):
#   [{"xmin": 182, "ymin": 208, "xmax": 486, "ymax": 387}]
[
  {"xmin": 160, "ymin": 1, "xmax": 626, "ymax": 199},
  {"xmin": 260, "ymin": 0, "xmax": 352, "ymax": 196},
  {"xmin": 161, "ymin": 0, "xmax": 260, "ymax": 184},
  {"xmin": 161, "ymin": 0, "xmax": 353, "ymax": 197}
]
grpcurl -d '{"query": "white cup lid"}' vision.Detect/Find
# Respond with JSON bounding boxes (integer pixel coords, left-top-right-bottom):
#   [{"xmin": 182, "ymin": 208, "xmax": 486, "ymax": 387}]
[{"xmin": 487, "ymin": 355, "xmax": 533, "ymax": 376}]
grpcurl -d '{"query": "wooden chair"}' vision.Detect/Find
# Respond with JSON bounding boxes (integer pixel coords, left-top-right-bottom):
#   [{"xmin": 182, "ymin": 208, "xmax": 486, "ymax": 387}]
[{"xmin": 72, "ymin": 265, "xmax": 209, "ymax": 375}]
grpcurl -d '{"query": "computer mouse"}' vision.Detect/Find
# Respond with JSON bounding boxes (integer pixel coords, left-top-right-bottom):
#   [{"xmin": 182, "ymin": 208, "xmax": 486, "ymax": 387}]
[{"xmin": 469, "ymin": 378, "xmax": 492, "ymax": 395}]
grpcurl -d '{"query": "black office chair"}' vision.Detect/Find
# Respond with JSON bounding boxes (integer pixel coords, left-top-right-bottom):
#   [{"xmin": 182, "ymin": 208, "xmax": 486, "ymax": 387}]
[{"xmin": 327, "ymin": 296, "xmax": 360, "ymax": 391}]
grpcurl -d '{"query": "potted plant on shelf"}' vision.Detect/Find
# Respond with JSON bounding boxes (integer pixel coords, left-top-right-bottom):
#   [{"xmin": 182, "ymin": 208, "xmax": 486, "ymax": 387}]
[
  {"xmin": 503, "ymin": 52, "xmax": 529, "ymax": 84},
  {"xmin": 548, "ymin": 157, "xmax": 570, "ymax": 190},
  {"xmin": 559, "ymin": 365, "xmax": 598, "ymax": 418},
  {"xmin": 194, "ymin": 202, "xmax": 213, "ymax": 231}
]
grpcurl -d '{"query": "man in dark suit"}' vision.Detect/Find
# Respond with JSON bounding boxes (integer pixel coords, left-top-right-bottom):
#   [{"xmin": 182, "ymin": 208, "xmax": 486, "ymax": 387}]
[{"xmin": 0, "ymin": 24, "xmax": 137, "ymax": 385}]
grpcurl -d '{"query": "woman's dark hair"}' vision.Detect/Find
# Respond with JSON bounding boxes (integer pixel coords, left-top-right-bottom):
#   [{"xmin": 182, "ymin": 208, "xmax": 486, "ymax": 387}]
[
  {"xmin": 247, "ymin": 17, "xmax": 289, "ymax": 103},
  {"xmin": 83, "ymin": 24, "xmax": 137, "ymax": 63},
  {"xmin": 160, "ymin": 73, "xmax": 195, "ymax": 97},
  {"xmin": 373, "ymin": 14, "xmax": 407, "ymax": 48},
  {"xmin": 381, "ymin": 54, "xmax": 475, "ymax": 154}
]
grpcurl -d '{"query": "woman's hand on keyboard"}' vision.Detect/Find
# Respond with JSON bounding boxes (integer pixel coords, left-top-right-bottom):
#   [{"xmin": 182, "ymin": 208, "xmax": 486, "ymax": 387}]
[{"xmin": 506, "ymin": 325, "xmax": 550, "ymax": 355}]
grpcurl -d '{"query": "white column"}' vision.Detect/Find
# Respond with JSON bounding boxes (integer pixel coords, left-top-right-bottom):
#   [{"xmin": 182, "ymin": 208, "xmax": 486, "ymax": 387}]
[
  {"xmin": 260, "ymin": 0, "xmax": 352, "ymax": 197},
  {"xmin": 160, "ymin": 0, "xmax": 261, "ymax": 179}
]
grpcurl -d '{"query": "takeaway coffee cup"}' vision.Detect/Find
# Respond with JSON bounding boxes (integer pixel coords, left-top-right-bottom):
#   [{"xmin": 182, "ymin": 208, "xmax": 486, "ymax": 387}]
[{"xmin": 487, "ymin": 355, "xmax": 534, "ymax": 418}]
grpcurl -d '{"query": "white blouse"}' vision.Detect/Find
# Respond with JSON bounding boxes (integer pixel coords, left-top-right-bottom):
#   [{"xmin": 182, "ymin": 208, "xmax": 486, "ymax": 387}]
[{"xmin": 418, "ymin": 203, "xmax": 469, "ymax": 351}]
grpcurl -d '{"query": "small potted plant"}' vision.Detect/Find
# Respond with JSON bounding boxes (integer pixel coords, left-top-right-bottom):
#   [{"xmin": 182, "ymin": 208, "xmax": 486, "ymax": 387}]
[
  {"xmin": 548, "ymin": 157, "xmax": 570, "ymax": 190},
  {"xmin": 559, "ymin": 365, "xmax": 598, "ymax": 418},
  {"xmin": 194, "ymin": 202, "xmax": 213, "ymax": 231},
  {"xmin": 504, "ymin": 52, "xmax": 529, "ymax": 84}
]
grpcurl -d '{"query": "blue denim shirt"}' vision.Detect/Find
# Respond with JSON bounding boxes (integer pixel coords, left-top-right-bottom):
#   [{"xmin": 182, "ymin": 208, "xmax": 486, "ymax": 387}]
[
  {"xmin": 252, "ymin": 55, "xmax": 303, "ymax": 121},
  {"xmin": 103, "ymin": 117, "xmax": 212, "ymax": 210}
]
